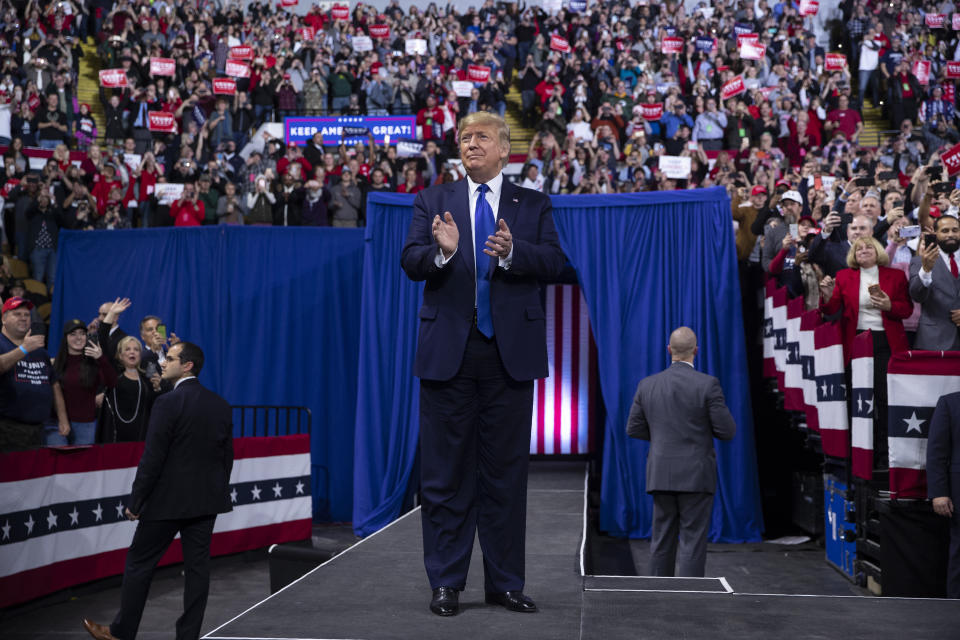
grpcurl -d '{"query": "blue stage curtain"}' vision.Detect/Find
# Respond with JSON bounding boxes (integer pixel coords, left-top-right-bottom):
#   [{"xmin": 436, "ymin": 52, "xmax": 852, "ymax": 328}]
[
  {"xmin": 551, "ymin": 188, "xmax": 763, "ymax": 542},
  {"xmin": 50, "ymin": 227, "xmax": 365, "ymax": 522},
  {"xmin": 352, "ymin": 193, "xmax": 422, "ymax": 536},
  {"xmin": 352, "ymin": 188, "xmax": 763, "ymax": 542}
]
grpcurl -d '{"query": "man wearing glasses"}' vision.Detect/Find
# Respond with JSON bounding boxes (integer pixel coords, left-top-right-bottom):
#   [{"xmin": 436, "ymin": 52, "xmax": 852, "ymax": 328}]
[{"xmin": 83, "ymin": 342, "xmax": 233, "ymax": 640}]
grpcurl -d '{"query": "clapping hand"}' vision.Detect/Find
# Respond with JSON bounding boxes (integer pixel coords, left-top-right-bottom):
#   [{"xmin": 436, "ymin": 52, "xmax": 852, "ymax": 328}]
[
  {"xmin": 432, "ymin": 211, "xmax": 459, "ymax": 259},
  {"xmin": 484, "ymin": 219, "xmax": 512, "ymax": 259}
]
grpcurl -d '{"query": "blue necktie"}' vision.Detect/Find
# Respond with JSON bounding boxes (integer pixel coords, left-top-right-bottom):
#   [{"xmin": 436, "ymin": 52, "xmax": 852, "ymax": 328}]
[{"xmin": 474, "ymin": 183, "xmax": 495, "ymax": 338}]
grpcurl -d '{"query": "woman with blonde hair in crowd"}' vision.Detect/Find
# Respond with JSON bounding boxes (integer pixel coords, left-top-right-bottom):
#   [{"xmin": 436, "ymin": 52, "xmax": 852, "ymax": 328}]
[
  {"xmin": 819, "ymin": 235, "xmax": 913, "ymax": 470},
  {"xmin": 99, "ymin": 335, "xmax": 163, "ymax": 443}
]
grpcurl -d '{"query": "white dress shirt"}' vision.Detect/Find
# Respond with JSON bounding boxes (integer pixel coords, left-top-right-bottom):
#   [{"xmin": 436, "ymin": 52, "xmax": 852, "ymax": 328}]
[
  {"xmin": 435, "ymin": 172, "xmax": 513, "ymax": 270},
  {"xmin": 174, "ymin": 375, "xmax": 196, "ymax": 390}
]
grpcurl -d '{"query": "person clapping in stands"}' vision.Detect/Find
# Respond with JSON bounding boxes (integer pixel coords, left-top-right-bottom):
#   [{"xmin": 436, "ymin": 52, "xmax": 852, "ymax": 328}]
[{"xmin": 170, "ymin": 182, "xmax": 204, "ymax": 227}]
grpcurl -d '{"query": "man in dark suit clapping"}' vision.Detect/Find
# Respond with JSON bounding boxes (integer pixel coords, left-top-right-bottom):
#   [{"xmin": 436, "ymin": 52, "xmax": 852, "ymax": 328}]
[
  {"xmin": 626, "ymin": 327, "xmax": 737, "ymax": 577},
  {"xmin": 83, "ymin": 342, "xmax": 233, "ymax": 640},
  {"xmin": 401, "ymin": 112, "xmax": 566, "ymax": 616}
]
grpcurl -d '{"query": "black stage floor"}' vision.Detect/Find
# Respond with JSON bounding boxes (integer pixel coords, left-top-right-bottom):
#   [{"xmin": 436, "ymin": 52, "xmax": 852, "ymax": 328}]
[{"xmin": 204, "ymin": 462, "xmax": 960, "ymax": 640}]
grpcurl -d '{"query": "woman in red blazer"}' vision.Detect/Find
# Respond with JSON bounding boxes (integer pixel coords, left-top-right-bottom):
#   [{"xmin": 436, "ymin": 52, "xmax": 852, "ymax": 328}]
[{"xmin": 818, "ymin": 235, "xmax": 912, "ymax": 471}]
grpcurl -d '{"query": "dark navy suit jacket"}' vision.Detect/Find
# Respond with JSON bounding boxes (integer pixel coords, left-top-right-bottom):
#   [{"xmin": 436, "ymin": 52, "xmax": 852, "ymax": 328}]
[
  {"xmin": 128, "ymin": 378, "xmax": 234, "ymax": 520},
  {"xmin": 928, "ymin": 391, "xmax": 960, "ymax": 502},
  {"xmin": 400, "ymin": 177, "xmax": 566, "ymax": 382}
]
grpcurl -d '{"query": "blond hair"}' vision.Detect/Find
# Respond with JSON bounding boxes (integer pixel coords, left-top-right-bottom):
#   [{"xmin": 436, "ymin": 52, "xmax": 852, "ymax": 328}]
[
  {"xmin": 846, "ymin": 235, "xmax": 889, "ymax": 269},
  {"xmin": 115, "ymin": 335, "xmax": 144, "ymax": 371},
  {"xmin": 458, "ymin": 112, "xmax": 511, "ymax": 153}
]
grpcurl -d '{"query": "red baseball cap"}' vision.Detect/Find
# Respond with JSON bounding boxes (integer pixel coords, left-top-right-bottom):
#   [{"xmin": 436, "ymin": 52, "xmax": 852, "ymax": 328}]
[
  {"xmin": 751, "ymin": 185, "xmax": 767, "ymax": 196},
  {"xmin": 929, "ymin": 205, "xmax": 942, "ymax": 218},
  {"xmin": 2, "ymin": 296, "xmax": 34, "ymax": 314},
  {"xmin": 775, "ymin": 179, "xmax": 791, "ymax": 189}
]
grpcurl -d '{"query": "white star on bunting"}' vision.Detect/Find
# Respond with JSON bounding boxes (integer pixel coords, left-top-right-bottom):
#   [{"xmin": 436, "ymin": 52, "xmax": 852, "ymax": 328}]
[
  {"xmin": 1, "ymin": 520, "xmax": 10, "ymax": 540},
  {"xmin": 230, "ymin": 488, "xmax": 238, "ymax": 503},
  {"xmin": 92, "ymin": 504, "xmax": 103, "ymax": 522},
  {"xmin": 69, "ymin": 507, "xmax": 80, "ymax": 526},
  {"xmin": 116, "ymin": 502, "xmax": 126, "ymax": 519},
  {"xmin": 46, "ymin": 510, "xmax": 58, "ymax": 530},
  {"xmin": 903, "ymin": 412, "xmax": 925, "ymax": 434},
  {"xmin": 272, "ymin": 483, "xmax": 283, "ymax": 498},
  {"xmin": 25, "ymin": 514, "xmax": 35, "ymax": 534},
  {"xmin": 251, "ymin": 485, "xmax": 262, "ymax": 500},
  {"xmin": 295, "ymin": 481, "xmax": 305, "ymax": 495}
]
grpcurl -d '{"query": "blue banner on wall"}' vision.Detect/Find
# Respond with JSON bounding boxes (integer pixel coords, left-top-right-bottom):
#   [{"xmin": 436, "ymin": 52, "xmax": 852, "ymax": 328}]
[{"xmin": 284, "ymin": 116, "xmax": 417, "ymax": 147}]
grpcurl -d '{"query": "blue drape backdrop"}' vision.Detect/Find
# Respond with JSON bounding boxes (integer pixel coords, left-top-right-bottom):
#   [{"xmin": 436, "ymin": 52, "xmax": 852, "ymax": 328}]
[
  {"xmin": 352, "ymin": 188, "xmax": 763, "ymax": 542},
  {"xmin": 51, "ymin": 227, "xmax": 365, "ymax": 522},
  {"xmin": 551, "ymin": 188, "xmax": 762, "ymax": 541}
]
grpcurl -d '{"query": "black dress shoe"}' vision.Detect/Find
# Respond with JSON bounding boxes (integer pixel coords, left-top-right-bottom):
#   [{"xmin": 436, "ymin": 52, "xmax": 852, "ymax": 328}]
[
  {"xmin": 430, "ymin": 587, "xmax": 459, "ymax": 616},
  {"xmin": 485, "ymin": 590, "xmax": 538, "ymax": 612}
]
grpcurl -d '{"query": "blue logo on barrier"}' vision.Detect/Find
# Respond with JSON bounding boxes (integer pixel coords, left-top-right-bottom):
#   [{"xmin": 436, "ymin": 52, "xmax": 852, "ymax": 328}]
[{"xmin": 284, "ymin": 116, "xmax": 418, "ymax": 147}]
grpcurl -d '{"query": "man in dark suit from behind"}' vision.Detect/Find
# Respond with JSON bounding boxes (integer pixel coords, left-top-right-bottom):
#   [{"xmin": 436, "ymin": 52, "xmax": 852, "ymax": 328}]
[
  {"xmin": 928, "ymin": 390, "xmax": 960, "ymax": 599},
  {"xmin": 626, "ymin": 327, "xmax": 737, "ymax": 577},
  {"xmin": 401, "ymin": 111, "xmax": 566, "ymax": 616},
  {"xmin": 83, "ymin": 342, "xmax": 233, "ymax": 640},
  {"xmin": 909, "ymin": 216, "xmax": 960, "ymax": 350}
]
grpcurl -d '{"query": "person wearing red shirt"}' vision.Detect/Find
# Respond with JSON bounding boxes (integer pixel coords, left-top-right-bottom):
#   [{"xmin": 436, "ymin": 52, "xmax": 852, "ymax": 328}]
[
  {"xmin": 417, "ymin": 95, "xmax": 445, "ymax": 141},
  {"xmin": 170, "ymin": 183, "xmax": 205, "ymax": 227},
  {"xmin": 91, "ymin": 164, "xmax": 123, "ymax": 216},
  {"xmin": 276, "ymin": 143, "xmax": 314, "ymax": 179},
  {"xmin": 824, "ymin": 94, "xmax": 863, "ymax": 143},
  {"xmin": 396, "ymin": 167, "xmax": 423, "ymax": 194}
]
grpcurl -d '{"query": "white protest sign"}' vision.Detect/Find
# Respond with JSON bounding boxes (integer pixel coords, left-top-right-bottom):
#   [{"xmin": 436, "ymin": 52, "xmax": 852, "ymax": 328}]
[{"xmin": 658, "ymin": 155, "xmax": 692, "ymax": 179}]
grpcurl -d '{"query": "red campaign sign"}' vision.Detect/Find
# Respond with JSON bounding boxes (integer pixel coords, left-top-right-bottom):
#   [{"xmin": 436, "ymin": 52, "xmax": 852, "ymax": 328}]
[
  {"xmin": 913, "ymin": 60, "xmax": 931, "ymax": 85},
  {"xmin": 467, "ymin": 65, "xmax": 491, "ymax": 83},
  {"xmin": 298, "ymin": 27, "xmax": 315, "ymax": 41},
  {"xmin": 799, "ymin": 0, "xmax": 819, "ymax": 16},
  {"xmin": 941, "ymin": 141, "xmax": 960, "ymax": 176},
  {"xmin": 741, "ymin": 41, "xmax": 766, "ymax": 61},
  {"xmin": 721, "ymin": 75, "xmax": 746, "ymax": 100},
  {"xmin": 230, "ymin": 46, "xmax": 254, "ymax": 61},
  {"xmin": 147, "ymin": 111, "xmax": 178, "ymax": 134},
  {"xmin": 640, "ymin": 103, "xmax": 663, "ymax": 121},
  {"xmin": 737, "ymin": 33, "xmax": 759, "ymax": 49},
  {"xmin": 331, "ymin": 4, "xmax": 349, "ymax": 20},
  {"xmin": 825, "ymin": 53, "xmax": 847, "ymax": 71},
  {"xmin": 954, "ymin": 14, "xmax": 960, "ymax": 30},
  {"xmin": 661, "ymin": 36, "xmax": 683, "ymax": 55},
  {"xmin": 99, "ymin": 69, "xmax": 128, "ymax": 88},
  {"xmin": 550, "ymin": 34, "xmax": 571, "ymax": 53},
  {"xmin": 281, "ymin": 0, "xmax": 298, "ymax": 5},
  {"xmin": 926, "ymin": 14, "xmax": 946, "ymax": 29},
  {"xmin": 369, "ymin": 24, "xmax": 390, "ymax": 39},
  {"xmin": 149, "ymin": 57, "xmax": 175, "ymax": 77},
  {"xmin": 213, "ymin": 78, "xmax": 237, "ymax": 95},
  {"xmin": 946, "ymin": 61, "xmax": 960, "ymax": 79},
  {"xmin": 225, "ymin": 59, "xmax": 251, "ymax": 78}
]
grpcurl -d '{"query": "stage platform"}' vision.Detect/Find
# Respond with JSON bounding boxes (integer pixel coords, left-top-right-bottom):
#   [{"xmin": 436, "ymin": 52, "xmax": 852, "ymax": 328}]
[{"xmin": 203, "ymin": 462, "xmax": 960, "ymax": 640}]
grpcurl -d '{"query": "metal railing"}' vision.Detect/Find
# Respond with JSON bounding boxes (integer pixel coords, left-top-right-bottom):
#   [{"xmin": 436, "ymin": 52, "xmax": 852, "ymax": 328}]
[{"xmin": 231, "ymin": 405, "xmax": 312, "ymax": 438}]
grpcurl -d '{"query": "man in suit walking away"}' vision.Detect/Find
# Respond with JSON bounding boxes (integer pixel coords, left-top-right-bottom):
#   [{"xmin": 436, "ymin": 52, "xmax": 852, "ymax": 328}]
[
  {"xmin": 83, "ymin": 342, "xmax": 233, "ymax": 640},
  {"xmin": 625, "ymin": 327, "xmax": 737, "ymax": 577},
  {"xmin": 401, "ymin": 111, "xmax": 566, "ymax": 616},
  {"xmin": 927, "ymin": 390, "xmax": 960, "ymax": 599},
  {"xmin": 909, "ymin": 215, "xmax": 960, "ymax": 350}
]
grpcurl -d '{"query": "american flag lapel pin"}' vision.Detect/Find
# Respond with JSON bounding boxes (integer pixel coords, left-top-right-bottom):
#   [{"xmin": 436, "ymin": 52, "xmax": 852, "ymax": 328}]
[{"xmin": 512, "ymin": 198, "xmax": 519, "ymax": 203}]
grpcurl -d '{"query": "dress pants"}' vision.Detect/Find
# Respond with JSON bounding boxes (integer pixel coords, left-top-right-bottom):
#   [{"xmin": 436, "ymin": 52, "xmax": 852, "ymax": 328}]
[
  {"xmin": 419, "ymin": 324, "xmax": 534, "ymax": 593},
  {"xmin": 649, "ymin": 491, "xmax": 714, "ymax": 577},
  {"xmin": 111, "ymin": 515, "xmax": 217, "ymax": 640}
]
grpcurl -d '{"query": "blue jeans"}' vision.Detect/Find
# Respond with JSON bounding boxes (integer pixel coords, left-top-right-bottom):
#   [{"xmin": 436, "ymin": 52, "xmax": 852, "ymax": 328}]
[
  {"xmin": 45, "ymin": 420, "xmax": 97, "ymax": 446},
  {"xmin": 30, "ymin": 246, "xmax": 56, "ymax": 287},
  {"xmin": 331, "ymin": 96, "xmax": 350, "ymax": 113},
  {"xmin": 38, "ymin": 139, "xmax": 61, "ymax": 150}
]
